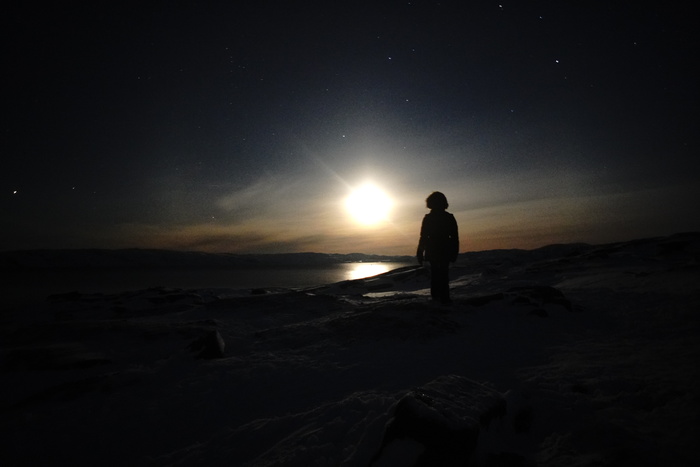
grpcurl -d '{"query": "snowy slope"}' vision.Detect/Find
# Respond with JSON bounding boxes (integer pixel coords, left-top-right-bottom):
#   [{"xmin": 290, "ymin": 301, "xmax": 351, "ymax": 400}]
[{"xmin": 1, "ymin": 233, "xmax": 698, "ymax": 466}]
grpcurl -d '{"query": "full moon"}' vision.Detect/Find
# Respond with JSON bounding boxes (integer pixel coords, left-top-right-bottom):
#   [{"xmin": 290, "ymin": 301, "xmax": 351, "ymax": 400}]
[{"xmin": 345, "ymin": 183, "xmax": 393, "ymax": 226}]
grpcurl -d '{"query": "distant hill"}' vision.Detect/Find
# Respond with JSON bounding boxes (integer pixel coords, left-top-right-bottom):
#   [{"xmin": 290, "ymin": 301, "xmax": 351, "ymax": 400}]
[
  {"xmin": 0, "ymin": 249, "xmax": 415, "ymax": 270},
  {"xmin": 1, "ymin": 232, "xmax": 697, "ymax": 271}
]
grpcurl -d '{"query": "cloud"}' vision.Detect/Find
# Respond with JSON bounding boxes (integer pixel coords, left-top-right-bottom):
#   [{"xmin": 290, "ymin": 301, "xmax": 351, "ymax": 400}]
[
  {"xmin": 105, "ymin": 172, "xmax": 386, "ymax": 253},
  {"xmin": 90, "ymin": 145, "xmax": 700, "ymax": 255}
]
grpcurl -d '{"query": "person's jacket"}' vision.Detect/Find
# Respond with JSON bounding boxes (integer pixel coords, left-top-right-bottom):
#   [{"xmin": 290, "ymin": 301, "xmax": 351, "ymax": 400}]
[{"xmin": 417, "ymin": 210, "xmax": 459, "ymax": 262}]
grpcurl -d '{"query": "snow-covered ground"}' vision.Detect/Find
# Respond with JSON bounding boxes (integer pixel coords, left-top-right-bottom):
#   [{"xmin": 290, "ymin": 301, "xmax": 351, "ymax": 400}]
[{"xmin": 1, "ymin": 233, "xmax": 699, "ymax": 466}]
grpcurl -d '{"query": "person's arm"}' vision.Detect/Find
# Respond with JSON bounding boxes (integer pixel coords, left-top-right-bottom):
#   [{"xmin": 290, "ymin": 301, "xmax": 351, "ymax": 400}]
[
  {"xmin": 416, "ymin": 216, "xmax": 427, "ymax": 264},
  {"xmin": 450, "ymin": 215, "xmax": 459, "ymax": 262}
]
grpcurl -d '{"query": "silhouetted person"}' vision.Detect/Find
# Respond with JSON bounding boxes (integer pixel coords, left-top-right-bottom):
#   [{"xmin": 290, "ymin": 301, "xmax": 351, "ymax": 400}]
[{"xmin": 416, "ymin": 191, "xmax": 459, "ymax": 304}]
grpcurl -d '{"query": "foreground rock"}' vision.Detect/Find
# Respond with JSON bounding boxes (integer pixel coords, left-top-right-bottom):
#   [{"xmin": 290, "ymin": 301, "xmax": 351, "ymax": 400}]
[
  {"xmin": 187, "ymin": 330, "xmax": 226, "ymax": 359},
  {"xmin": 372, "ymin": 375, "xmax": 507, "ymax": 466}
]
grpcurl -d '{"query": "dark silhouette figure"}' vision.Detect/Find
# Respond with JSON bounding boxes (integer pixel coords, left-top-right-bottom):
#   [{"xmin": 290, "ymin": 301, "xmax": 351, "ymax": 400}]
[{"xmin": 416, "ymin": 192, "xmax": 459, "ymax": 304}]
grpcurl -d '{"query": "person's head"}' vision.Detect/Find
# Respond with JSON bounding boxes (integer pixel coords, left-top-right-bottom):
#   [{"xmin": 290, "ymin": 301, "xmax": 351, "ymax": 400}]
[{"xmin": 426, "ymin": 191, "xmax": 449, "ymax": 210}]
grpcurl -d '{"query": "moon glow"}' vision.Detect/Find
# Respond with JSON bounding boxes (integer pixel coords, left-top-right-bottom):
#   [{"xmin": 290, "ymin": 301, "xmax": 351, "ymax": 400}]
[{"xmin": 345, "ymin": 183, "xmax": 393, "ymax": 226}]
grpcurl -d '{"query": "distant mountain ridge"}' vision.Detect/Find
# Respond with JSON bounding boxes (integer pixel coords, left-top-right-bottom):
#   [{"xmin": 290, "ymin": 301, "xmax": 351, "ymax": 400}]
[
  {"xmin": 0, "ymin": 249, "xmax": 415, "ymax": 270},
  {"xmin": 1, "ymin": 232, "xmax": 697, "ymax": 270}
]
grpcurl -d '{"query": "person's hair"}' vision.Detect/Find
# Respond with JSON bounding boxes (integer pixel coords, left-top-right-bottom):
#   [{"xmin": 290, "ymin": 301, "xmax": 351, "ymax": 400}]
[{"xmin": 426, "ymin": 191, "xmax": 449, "ymax": 210}]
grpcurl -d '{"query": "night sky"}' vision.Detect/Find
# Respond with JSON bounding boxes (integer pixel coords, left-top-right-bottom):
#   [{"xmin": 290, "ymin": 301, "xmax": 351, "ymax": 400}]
[{"xmin": 4, "ymin": 2, "xmax": 699, "ymax": 255}]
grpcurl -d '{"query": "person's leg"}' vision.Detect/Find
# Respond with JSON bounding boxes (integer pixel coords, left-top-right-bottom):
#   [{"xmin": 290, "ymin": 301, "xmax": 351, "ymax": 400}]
[
  {"xmin": 438, "ymin": 260, "xmax": 451, "ymax": 303},
  {"xmin": 429, "ymin": 261, "xmax": 439, "ymax": 300},
  {"xmin": 430, "ymin": 260, "xmax": 450, "ymax": 303}
]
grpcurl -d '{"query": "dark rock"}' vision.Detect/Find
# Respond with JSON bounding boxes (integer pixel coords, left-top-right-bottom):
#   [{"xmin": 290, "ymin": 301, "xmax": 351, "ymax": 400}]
[
  {"xmin": 372, "ymin": 375, "xmax": 506, "ymax": 466},
  {"xmin": 187, "ymin": 330, "xmax": 225, "ymax": 359}
]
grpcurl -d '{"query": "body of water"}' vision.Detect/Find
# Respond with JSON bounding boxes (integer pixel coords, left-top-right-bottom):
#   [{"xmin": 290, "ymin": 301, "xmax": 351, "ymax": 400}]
[{"xmin": 4, "ymin": 262, "xmax": 415, "ymax": 306}]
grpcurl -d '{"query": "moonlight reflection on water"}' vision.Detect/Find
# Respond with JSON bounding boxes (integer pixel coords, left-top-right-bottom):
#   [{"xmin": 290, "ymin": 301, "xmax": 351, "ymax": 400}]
[
  {"xmin": 344, "ymin": 262, "xmax": 394, "ymax": 281},
  {"xmin": 3, "ymin": 261, "xmax": 415, "ymax": 305}
]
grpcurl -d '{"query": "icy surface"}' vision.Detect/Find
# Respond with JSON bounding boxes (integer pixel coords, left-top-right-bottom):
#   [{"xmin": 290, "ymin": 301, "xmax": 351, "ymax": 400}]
[{"xmin": 1, "ymin": 234, "xmax": 699, "ymax": 466}]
